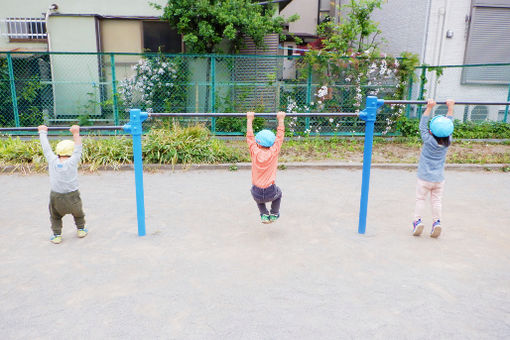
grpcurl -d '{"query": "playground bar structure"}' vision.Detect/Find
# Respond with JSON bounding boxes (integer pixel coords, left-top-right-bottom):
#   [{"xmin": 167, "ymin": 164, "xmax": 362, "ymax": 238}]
[
  {"xmin": 0, "ymin": 126, "xmax": 124, "ymax": 132},
  {"xmin": 149, "ymin": 112, "xmax": 358, "ymax": 117},
  {"xmin": 122, "ymin": 96, "xmax": 380, "ymax": 237},
  {"xmin": 384, "ymin": 100, "xmax": 510, "ymax": 105},
  {"xmin": 2, "ymin": 96, "xmax": 509, "ymax": 236}
]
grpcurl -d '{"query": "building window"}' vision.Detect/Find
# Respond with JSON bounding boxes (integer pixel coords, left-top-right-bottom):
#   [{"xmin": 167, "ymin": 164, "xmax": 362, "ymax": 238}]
[
  {"xmin": 497, "ymin": 109, "xmax": 508, "ymax": 122},
  {"xmin": 470, "ymin": 105, "xmax": 488, "ymax": 121},
  {"xmin": 462, "ymin": 1, "xmax": 510, "ymax": 84},
  {"xmin": 318, "ymin": 0, "xmax": 331, "ymax": 24},
  {"xmin": 142, "ymin": 21, "xmax": 181, "ymax": 53},
  {"xmin": 1, "ymin": 18, "xmax": 47, "ymax": 41}
]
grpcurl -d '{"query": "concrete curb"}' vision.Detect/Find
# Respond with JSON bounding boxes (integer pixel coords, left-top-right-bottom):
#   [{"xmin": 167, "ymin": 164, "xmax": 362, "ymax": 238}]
[{"xmin": 1, "ymin": 162, "xmax": 509, "ymax": 173}]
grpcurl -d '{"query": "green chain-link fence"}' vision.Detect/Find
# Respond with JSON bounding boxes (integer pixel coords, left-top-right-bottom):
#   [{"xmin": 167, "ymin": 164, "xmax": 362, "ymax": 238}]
[{"xmin": 1, "ymin": 52, "xmax": 509, "ymax": 135}]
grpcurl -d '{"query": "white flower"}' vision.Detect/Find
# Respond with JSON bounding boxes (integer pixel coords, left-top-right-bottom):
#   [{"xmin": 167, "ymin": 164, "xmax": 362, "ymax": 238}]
[{"xmin": 316, "ymin": 85, "xmax": 328, "ymax": 98}]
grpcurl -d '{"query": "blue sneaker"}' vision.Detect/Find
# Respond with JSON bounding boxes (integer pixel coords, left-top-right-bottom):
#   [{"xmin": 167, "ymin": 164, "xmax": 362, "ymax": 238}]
[
  {"xmin": 412, "ymin": 219, "xmax": 424, "ymax": 236},
  {"xmin": 431, "ymin": 220, "xmax": 442, "ymax": 238}
]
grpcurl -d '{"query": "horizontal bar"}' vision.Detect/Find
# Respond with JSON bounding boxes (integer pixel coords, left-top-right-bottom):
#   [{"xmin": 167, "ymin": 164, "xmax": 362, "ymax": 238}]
[
  {"xmin": 415, "ymin": 62, "xmax": 510, "ymax": 68},
  {"xmin": 0, "ymin": 126, "xmax": 123, "ymax": 132},
  {"xmin": 149, "ymin": 112, "xmax": 359, "ymax": 118},
  {"xmin": 384, "ymin": 100, "xmax": 510, "ymax": 106}
]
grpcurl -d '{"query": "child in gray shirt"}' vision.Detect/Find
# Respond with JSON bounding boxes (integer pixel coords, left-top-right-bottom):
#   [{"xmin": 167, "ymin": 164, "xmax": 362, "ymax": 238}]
[
  {"xmin": 38, "ymin": 125, "xmax": 87, "ymax": 244},
  {"xmin": 412, "ymin": 99, "xmax": 454, "ymax": 238}
]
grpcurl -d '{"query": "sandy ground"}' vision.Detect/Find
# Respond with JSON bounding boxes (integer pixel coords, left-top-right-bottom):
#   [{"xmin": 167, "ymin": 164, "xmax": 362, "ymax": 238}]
[{"xmin": 1, "ymin": 168, "xmax": 509, "ymax": 339}]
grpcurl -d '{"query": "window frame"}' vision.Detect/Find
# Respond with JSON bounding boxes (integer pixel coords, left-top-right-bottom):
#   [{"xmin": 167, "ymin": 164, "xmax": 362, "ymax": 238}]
[
  {"xmin": 461, "ymin": 1, "xmax": 510, "ymax": 84},
  {"xmin": 3, "ymin": 17, "xmax": 47, "ymax": 42}
]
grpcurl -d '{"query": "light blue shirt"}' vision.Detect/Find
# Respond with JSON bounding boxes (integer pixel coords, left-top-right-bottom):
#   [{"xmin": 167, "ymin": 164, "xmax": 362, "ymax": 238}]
[
  {"xmin": 39, "ymin": 131, "xmax": 82, "ymax": 193},
  {"xmin": 417, "ymin": 115, "xmax": 452, "ymax": 182}
]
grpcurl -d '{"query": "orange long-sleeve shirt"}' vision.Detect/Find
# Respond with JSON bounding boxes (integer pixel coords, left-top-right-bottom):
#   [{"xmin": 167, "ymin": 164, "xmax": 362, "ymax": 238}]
[{"xmin": 246, "ymin": 125, "xmax": 285, "ymax": 188}]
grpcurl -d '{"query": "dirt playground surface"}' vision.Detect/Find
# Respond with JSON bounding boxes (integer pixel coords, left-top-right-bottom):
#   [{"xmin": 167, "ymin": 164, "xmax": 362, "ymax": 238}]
[{"xmin": 1, "ymin": 168, "xmax": 509, "ymax": 339}]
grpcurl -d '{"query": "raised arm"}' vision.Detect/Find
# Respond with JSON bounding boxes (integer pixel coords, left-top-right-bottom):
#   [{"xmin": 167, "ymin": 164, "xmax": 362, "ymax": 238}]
[
  {"xmin": 422, "ymin": 99, "xmax": 435, "ymax": 117},
  {"xmin": 445, "ymin": 99, "xmax": 455, "ymax": 118},
  {"xmin": 271, "ymin": 111, "xmax": 286, "ymax": 153},
  {"xmin": 419, "ymin": 99, "xmax": 436, "ymax": 141},
  {"xmin": 67, "ymin": 125, "xmax": 83, "ymax": 166},
  {"xmin": 38, "ymin": 125, "xmax": 57, "ymax": 162},
  {"xmin": 246, "ymin": 112, "xmax": 254, "ymax": 136},
  {"xmin": 246, "ymin": 112, "xmax": 257, "ymax": 151}
]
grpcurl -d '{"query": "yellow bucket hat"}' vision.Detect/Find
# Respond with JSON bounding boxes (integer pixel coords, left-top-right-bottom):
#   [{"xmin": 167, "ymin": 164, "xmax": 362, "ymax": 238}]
[{"xmin": 55, "ymin": 140, "xmax": 75, "ymax": 156}]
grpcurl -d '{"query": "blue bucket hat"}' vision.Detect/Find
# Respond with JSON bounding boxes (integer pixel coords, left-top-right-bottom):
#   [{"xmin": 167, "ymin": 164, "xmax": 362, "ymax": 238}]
[
  {"xmin": 430, "ymin": 115, "xmax": 454, "ymax": 137},
  {"xmin": 255, "ymin": 129, "xmax": 276, "ymax": 147}
]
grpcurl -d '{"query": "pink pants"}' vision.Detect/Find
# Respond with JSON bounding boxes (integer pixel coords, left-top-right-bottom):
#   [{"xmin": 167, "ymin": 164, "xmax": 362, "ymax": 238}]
[{"xmin": 414, "ymin": 178, "xmax": 445, "ymax": 221}]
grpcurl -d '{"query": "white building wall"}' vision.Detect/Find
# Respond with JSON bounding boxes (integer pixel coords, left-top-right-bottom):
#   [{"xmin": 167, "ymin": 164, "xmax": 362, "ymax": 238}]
[
  {"xmin": 281, "ymin": 0, "xmax": 318, "ymax": 35},
  {"xmin": 370, "ymin": 0, "xmax": 430, "ymax": 58},
  {"xmin": 422, "ymin": 0, "xmax": 508, "ymax": 121}
]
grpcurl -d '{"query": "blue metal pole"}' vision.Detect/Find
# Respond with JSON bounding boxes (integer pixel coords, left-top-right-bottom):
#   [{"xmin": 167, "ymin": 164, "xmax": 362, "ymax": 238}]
[
  {"xmin": 123, "ymin": 109, "xmax": 148, "ymax": 236},
  {"xmin": 358, "ymin": 96, "xmax": 384, "ymax": 234}
]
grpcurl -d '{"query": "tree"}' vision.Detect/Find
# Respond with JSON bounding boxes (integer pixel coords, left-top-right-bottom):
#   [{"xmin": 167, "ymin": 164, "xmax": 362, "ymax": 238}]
[
  {"xmin": 301, "ymin": 0, "xmax": 420, "ymax": 134},
  {"xmin": 152, "ymin": 0, "xmax": 298, "ymax": 54},
  {"xmin": 317, "ymin": 0, "xmax": 384, "ymax": 55}
]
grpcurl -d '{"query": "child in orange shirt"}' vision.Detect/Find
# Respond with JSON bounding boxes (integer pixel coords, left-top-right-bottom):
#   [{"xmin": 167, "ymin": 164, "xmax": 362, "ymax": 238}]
[{"xmin": 246, "ymin": 111, "xmax": 286, "ymax": 223}]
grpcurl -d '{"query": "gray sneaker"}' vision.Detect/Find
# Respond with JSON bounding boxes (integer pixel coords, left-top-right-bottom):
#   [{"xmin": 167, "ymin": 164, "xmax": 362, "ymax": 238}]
[
  {"xmin": 430, "ymin": 220, "xmax": 442, "ymax": 238},
  {"xmin": 412, "ymin": 219, "xmax": 424, "ymax": 236}
]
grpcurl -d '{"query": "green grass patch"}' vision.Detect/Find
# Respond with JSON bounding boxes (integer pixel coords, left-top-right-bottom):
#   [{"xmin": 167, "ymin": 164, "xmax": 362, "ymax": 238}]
[{"xmin": 1, "ymin": 125, "xmax": 509, "ymax": 171}]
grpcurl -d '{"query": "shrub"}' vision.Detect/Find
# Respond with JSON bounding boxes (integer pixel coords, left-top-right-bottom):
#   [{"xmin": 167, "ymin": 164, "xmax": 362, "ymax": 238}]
[{"xmin": 395, "ymin": 117, "xmax": 510, "ymax": 139}]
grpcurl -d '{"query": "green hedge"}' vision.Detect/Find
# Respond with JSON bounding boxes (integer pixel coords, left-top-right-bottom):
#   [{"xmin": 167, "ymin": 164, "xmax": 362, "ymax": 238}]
[{"xmin": 396, "ymin": 117, "xmax": 510, "ymax": 139}]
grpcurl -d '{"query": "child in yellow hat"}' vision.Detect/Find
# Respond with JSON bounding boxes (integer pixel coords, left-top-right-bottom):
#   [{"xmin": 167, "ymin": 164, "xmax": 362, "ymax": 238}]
[{"xmin": 38, "ymin": 125, "xmax": 87, "ymax": 244}]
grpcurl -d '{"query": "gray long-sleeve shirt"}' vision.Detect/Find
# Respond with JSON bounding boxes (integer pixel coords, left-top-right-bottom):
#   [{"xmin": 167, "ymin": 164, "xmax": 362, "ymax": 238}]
[
  {"xmin": 417, "ymin": 115, "xmax": 453, "ymax": 182},
  {"xmin": 39, "ymin": 131, "xmax": 82, "ymax": 193}
]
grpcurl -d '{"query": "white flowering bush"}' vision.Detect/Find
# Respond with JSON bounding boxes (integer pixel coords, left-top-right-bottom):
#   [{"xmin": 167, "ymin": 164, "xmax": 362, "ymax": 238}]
[
  {"xmin": 118, "ymin": 55, "xmax": 187, "ymax": 114},
  {"xmin": 282, "ymin": 86, "xmax": 360, "ymax": 136},
  {"xmin": 299, "ymin": 0, "xmax": 421, "ymax": 135}
]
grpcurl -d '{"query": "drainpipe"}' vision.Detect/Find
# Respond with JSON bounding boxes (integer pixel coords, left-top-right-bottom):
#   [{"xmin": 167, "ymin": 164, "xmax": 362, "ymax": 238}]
[
  {"xmin": 420, "ymin": 0, "xmax": 432, "ymax": 64},
  {"xmin": 432, "ymin": 0, "xmax": 448, "ymax": 99}
]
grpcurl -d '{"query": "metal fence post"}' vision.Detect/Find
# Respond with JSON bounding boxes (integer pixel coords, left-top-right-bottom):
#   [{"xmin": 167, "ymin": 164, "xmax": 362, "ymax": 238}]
[
  {"xmin": 504, "ymin": 82, "xmax": 510, "ymax": 123},
  {"xmin": 358, "ymin": 96, "xmax": 384, "ymax": 234},
  {"xmin": 6, "ymin": 53, "xmax": 20, "ymax": 127},
  {"xmin": 210, "ymin": 56, "xmax": 216, "ymax": 134},
  {"xmin": 417, "ymin": 66, "xmax": 427, "ymax": 119},
  {"xmin": 405, "ymin": 71, "xmax": 414, "ymax": 118},
  {"xmin": 110, "ymin": 53, "xmax": 120, "ymax": 125},
  {"xmin": 305, "ymin": 64, "xmax": 312, "ymax": 132},
  {"xmin": 123, "ymin": 109, "xmax": 148, "ymax": 236}
]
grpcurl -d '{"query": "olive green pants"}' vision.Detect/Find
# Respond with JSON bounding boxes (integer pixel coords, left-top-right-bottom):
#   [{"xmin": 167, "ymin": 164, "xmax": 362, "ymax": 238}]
[{"xmin": 49, "ymin": 190, "xmax": 86, "ymax": 235}]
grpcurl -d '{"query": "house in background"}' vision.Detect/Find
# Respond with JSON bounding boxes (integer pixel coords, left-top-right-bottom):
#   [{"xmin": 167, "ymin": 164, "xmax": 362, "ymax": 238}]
[
  {"xmin": 0, "ymin": 0, "xmax": 181, "ymax": 118},
  {"xmin": 0, "ymin": 0, "xmax": 180, "ymax": 54},
  {"xmin": 0, "ymin": 1, "xmax": 302, "ymax": 117}
]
